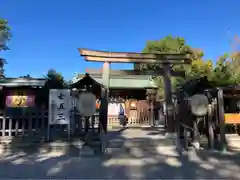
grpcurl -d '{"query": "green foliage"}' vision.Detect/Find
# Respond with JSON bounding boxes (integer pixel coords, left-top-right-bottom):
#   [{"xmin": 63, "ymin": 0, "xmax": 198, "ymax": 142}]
[
  {"xmin": 44, "ymin": 69, "xmax": 66, "ymax": 89},
  {"xmin": 0, "ymin": 19, "xmax": 11, "ymax": 51},
  {"xmin": 141, "ymin": 36, "xmax": 240, "ymax": 98},
  {"xmin": 35, "ymin": 69, "xmax": 66, "ymax": 109},
  {"xmin": 211, "ymin": 54, "xmax": 235, "ymax": 86},
  {"xmin": 229, "ymin": 52, "xmax": 240, "ymax": 84},
  {"xmin": 19, "ymin": 74, "xmax": 31, "ymax": 78},
  {"xmin": 0, "ymin": 57, "xmax": 7, "ymax": 78},
  {"xmin": 141, "ymin": 36, "xmax": 207, "ymax": 98},
  {"xmin": 141, "ymin": 36, "xmax": 197, "ymax": 70},
  {"xmin": 0, "ymin": 19, "xmax": 11, "ymax": 78}
]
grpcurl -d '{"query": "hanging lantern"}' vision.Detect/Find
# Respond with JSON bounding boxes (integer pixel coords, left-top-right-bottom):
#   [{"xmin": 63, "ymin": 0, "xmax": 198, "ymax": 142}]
[{"xmin": 129, "ymin": 99, "xmax": 137, "ymax": 110}]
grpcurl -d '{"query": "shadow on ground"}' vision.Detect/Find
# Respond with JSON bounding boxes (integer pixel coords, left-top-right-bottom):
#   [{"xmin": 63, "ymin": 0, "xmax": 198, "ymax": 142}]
[{"xmin": 0, "ymin": 126, "xmax": 240, "ymax": 179}]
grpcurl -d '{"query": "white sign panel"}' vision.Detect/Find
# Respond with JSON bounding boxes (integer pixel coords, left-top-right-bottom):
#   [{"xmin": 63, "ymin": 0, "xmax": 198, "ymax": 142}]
[
  {"xmin": 108, "ymin": 103, "xmax": 120, "ymax": 116},
  {"xmin": 78, "ymin": 92, "xmax": 96, "ymax": 116},
  {"xmin": 49, "ymin": 89, "xmax": 71, "ymax": 125}
]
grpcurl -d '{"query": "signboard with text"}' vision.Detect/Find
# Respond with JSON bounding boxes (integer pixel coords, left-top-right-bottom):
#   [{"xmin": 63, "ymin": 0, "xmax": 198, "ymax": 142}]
[
  {"xmin": 5, "ymin": 90, "xmax": 35, "ymax": 108},
  {"xmin": 78, "ymin": 92, "xmax": 96, "ymax": 117},
  {"xmin": 49, "ymin": 89, "xmax": 71, "ymax": 125}
]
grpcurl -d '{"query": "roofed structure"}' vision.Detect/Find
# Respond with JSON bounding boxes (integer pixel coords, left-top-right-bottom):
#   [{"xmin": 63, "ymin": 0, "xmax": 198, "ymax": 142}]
[
  {"xmin": 0, "ymin": 77, "xmax": 46, "ymax": 87},
  {"xmin": 69, "ymin": 73, "xmax": 102, "ymax": 88},
  {"xmin": 73, "ymin": 73, "xmax": 157, "ymax": 89}
]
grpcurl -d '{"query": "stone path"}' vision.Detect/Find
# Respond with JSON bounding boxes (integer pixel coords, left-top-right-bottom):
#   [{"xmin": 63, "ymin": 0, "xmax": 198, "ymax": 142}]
[{"xmin": 0, "ymin": 126, "xmax": 239, "ymax": 179}]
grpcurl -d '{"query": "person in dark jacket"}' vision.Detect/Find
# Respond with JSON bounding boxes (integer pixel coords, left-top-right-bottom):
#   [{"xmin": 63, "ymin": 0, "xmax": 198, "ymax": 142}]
[{"xmin": 119, "ymin": 103, "xmax": 127, "ymax": 127}]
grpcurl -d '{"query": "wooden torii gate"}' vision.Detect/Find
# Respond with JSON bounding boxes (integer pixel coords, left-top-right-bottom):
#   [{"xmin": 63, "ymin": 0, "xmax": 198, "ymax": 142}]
[{"xmin": 78, "ymin": 48, "xmax": 191, "ymax": 136}]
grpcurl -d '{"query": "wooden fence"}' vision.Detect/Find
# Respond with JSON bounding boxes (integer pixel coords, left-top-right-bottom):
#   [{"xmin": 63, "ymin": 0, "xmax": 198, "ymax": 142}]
[
  {"xmin": 0, "ymin": 110, "xmax": 47, "ymax": 139},
  {"xmin": 0, "ymin": 110, "xmax": 97, "ymax": 140},
  {"xmin": 0, "ymin": 100, "xmax": 154, "ymax": 141}
]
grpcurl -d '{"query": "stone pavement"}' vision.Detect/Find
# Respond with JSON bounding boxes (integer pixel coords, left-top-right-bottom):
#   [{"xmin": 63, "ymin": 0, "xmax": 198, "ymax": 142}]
[{"xmin": 0, "ymin": 126, "xmax": 239, "ymax": 179}]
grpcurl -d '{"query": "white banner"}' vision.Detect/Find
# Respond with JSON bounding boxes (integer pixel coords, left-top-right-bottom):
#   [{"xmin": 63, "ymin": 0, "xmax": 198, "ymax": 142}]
[
  {"xmin": 49, "ymin": 89, "xmax": 71, "ymax": 125},
  {"xmin": 78, "ymin": 92, "xmax": 96, "ymax": 117},
  {"xmin": 108, "ymin": 103, "xmax": 120, "ymax": 116}
]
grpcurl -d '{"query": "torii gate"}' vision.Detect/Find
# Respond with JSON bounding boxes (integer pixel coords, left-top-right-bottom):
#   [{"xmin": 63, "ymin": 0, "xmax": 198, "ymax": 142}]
[{"xmin": 78, "ymin": 48, "xmax": 191, "ymax": 136}]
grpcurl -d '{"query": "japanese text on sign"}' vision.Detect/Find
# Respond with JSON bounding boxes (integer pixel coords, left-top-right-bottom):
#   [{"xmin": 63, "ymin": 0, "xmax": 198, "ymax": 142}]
[
  {"xmin": 49, "ymin": 89, "xmax": 71, "ymax": 125},
  {"xmin": 5, "ymin": 90, "xmax": 35, "ymax": 108}
]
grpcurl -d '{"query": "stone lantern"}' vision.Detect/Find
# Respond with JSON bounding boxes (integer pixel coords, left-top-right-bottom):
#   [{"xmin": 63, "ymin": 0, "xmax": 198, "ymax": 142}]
[{"xmin": 146, "ymin": 89, "xmax": 157, "ymax": 126}]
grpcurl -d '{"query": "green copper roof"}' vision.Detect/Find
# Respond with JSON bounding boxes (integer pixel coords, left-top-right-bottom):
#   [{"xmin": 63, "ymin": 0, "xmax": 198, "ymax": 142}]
[
  {"xmin": 0, "ymin": 75, "xmax": 157, "ymax": 89},
  {"xmin": 94, "ymin": 78, "xmax": 157, "ymax": 88},
  {"xmin": 73, "ymin": 74, "xmax": 157, "ymax": 89}
]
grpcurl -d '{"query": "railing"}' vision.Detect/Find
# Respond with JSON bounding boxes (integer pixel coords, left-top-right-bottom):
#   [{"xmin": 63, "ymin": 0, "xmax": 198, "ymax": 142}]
[
  {"xmin": 0, "ymin": 110, "xmax": 48, "ymax": 139},
  {"xmin": 0, "ymin": 108, "xmax": 153, "ymax": 141}
]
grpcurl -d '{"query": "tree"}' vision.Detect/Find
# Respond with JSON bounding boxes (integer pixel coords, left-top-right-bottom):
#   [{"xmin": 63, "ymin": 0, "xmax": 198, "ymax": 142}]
[
  {"xmin": 19, "ymin": 74, "xmax": 32, "ymax": 78},
  {"xmin": 140, "ymin": 36, "xmax": 208, "ymax": 98},
  {"xmin": 0, "ymin": 57, "xmax": 6, "ymax": 78},
  {"xmin": 44, "ymin": 69, "xmax": 66, "ymax": 89},
  {"xmin": 0, "ymin": 19, "xmax": 11, "ymax": 51},
  {"xmin": 35, "ymin": 69, "xmax": 66, "ymax": 108},
  {"xmin": 228, "ymin": 35, "xmax": 240, "ymax": 84},
  {"xmin": 141, "ymin": 36, "xmax": 197, "ymax": 70},
  {"xmin": 211, "ymin": 54, "xmax": 235, "ymax": 86},
  {"xmin": 0, "ymin": 19, "xmax": 11, "ymax": 77},
  {"xmin": 230, "ymin": 52, "xmax": 240, "ymax": 84}
]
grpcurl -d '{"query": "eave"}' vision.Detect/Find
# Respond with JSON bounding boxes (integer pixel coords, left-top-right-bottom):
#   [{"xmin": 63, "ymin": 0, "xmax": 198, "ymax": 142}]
[{"xmin": 0, "ymin": 78, "xmax": 46, "ymax": 87}]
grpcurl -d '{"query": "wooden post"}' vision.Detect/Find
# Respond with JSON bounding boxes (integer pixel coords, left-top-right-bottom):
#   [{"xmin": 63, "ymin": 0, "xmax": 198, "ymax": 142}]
[
  {"xmin": 9, "ymin": 117, "xmax": 12, "ymax": 137},
  {"xmin": 28, "ymin": 114, "xmax": 33, "ymax": 136},
  {"xmin": 99, "ymin": 87, "xmax": 108, "ymax": 131},
  {"xmin": 175, "ymin": 90, "xmax": 183, "ymax": 149},
  {"xmin": 183, "ymin": 127, "xmax": 188, "ymax": 150},
  {"xmin": 147, "ymin": 89, "xmax": 157, "ymax": 127},
  {"xmin": 84, "ymin": 117, "xmax": 89, "ymax": 135},
  {"xmin": 15, "ymin": 118, "xmax": 19, "ymax": 137},
  {"xmin": 41, "ymin": 111, "xmax": 45, "ymax": 141},
  {"xmin": 100, "ymin": 62, "xmax": 110, "ymax": 132},
  {"xmin": 207, "ymin": 104, "xmax": 214, "ymax": 150},
  {"xmin": 22, "ymin": 116, "xmax": 25, "ymax": 136},
  {"xmin": 150, "ymin": 100, "xmax": 154, "ymax": 126},
  {"xmin": 91, "ymin": 116, "xmax": 95, "ymax": 132},
  {"xmin": 217, "ymin": 88, "xmax": 227, "ymax": 151},
  {"xmin": 163, "ymin": 64, "xmax": 175, "ymax": 133},
  {"xmin": 178, "ymin": 90, "xmax": 185, "ymax": 139},
  {"xmin": 2, "ymin": 111, "xmax": 6, "ymax": 137},
  {"xmin": 99, "ymin": 62, "xmax": 110, "ymax": 153}
]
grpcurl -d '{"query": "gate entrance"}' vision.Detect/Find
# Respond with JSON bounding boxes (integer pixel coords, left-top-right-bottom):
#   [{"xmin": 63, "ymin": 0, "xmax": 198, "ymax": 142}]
[{"xmin": 78, "ymin": 49, "xmax": 191, "ymax": 134}]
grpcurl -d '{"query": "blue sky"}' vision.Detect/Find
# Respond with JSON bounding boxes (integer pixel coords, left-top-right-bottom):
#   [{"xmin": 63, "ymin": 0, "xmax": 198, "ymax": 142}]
[{"xmin": 1, "ymin": 0, "xmax": 239, "ymax": 80}]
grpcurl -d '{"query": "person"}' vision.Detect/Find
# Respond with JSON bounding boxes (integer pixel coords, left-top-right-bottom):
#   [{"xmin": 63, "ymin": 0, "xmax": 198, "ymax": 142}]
[{"xmin": 119, "ymin": 103, "xmax": 127, "ymax": 127}]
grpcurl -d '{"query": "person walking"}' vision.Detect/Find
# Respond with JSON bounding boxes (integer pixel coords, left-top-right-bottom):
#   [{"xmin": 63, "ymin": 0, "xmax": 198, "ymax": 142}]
[{"xmin": 119, "ymin": 103, "xmax": 127, "ymax": 127}]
